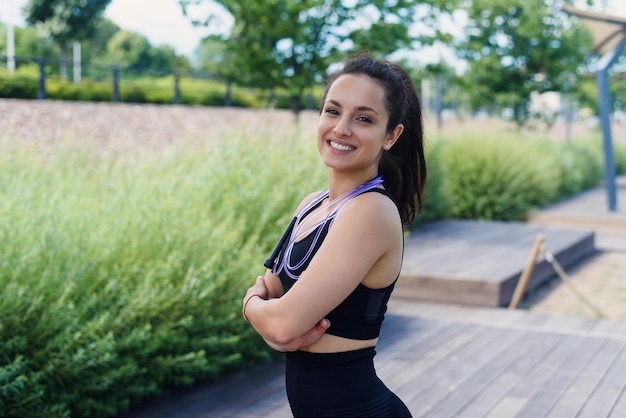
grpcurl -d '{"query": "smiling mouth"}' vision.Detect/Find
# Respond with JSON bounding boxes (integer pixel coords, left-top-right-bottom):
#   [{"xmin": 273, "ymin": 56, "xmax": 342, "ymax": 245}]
[{"xmin": 329, "ymin": 140, "xmax": 355, "ymax": 152}]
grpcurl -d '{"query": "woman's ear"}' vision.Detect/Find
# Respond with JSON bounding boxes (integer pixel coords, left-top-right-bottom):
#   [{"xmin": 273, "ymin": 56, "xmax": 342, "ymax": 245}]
[{"xmin": 384, "ymin": 124, "xmax": 404, "ymax": 150}]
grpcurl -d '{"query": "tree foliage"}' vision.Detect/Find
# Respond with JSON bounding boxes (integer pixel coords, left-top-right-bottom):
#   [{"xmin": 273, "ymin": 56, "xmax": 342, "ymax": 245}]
[
  {"xmin": 457, "ymin": 0, "xmax": 592, "ymax": 125},
  {"xmin": 102, "ymin": 30, "xmax": 189, "ymax": 71},
  {"xmin": 0, "ymin": 22, "xmax": 59, "ymax": 59},
  {"xmin": 22, "ymin": 0, "xmax": 112, "ymax": 77},
  {"xmin": 180, "ymin": 0, "xmax": 423, "ymax": 112},
  {"xmin": 22, "ymin": 0, "xmax": 112, "ymax": 45},
  {"xmin": 79, "ymin": 18, "xmax": 120, "ymax": 64}
]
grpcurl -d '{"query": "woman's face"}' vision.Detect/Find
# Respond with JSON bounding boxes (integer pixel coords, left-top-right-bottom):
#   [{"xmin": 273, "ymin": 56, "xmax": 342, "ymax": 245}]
[{"xmin": 317, "ymin": 74, "xmax": 400, "ymax": 177}]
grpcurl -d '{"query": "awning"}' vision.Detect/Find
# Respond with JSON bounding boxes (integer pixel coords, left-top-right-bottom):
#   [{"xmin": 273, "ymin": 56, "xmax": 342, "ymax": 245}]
[{"xmin": 563, "ymin": 4, "xmax": 626, "ymax": 54}]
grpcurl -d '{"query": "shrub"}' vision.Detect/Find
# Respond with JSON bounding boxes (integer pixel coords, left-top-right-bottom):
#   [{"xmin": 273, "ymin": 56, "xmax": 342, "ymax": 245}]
[
  {"xmin": 0, "ymin": 128, "xmax": 325, "ymax": 417},
  {"xmin": 437, "ymin": 135, "xmax": 563, "ymax": 220},
  {"xmin": 47, "ymin": 80, "xmax": 113, "ymax": 102},
  {"xmin": 412, "ymin": 140, "xmax": 451, "ymax": 226},
  {"xmin": 537, "ymin": 139, "xmax": 603, "ymax": 198},
  {"xmin": 0, "ymin": 65, "xmax": 40, "ymax": 99}
]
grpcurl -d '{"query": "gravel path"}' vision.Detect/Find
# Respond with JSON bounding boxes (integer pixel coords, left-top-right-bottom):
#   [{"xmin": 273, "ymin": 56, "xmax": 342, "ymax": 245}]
[{"xmin": 0, "ymin": 98, "xmax": 319, "ymax": 151}]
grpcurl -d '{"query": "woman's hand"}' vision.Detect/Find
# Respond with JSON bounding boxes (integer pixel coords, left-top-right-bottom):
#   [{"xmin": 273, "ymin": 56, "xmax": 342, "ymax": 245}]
[
  {"xmin": 243, "ymin": 276, "xmax": 269, "ymax": 302},
  {"xmin": 263, "ymin": 318, "xmax": 331, "ymax": 352},
  {"xmin": 243, "ymin": 275, "xmax": 330, "ymax": 351}
]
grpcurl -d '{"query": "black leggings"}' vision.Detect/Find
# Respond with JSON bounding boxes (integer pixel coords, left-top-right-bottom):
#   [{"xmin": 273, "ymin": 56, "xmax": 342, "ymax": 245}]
[{"xmin": 285, "ymin": 347, "xmax": 412, "ymax": 417}]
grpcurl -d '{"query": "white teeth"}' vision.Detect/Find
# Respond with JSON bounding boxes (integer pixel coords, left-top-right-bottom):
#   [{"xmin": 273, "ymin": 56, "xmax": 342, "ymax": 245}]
[{"xmin": 330, "ymin": 141, "xmax": 354, "ymax": 152}]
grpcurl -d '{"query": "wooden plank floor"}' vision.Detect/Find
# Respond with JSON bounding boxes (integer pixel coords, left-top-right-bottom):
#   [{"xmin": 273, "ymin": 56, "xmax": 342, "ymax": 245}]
[{"xmin": 118, "ymin": 300, "xmax": 626, "ymax": 418}]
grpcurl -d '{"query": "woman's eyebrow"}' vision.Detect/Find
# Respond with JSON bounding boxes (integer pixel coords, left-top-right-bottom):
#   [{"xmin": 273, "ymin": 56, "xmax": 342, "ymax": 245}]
[
  {"xmin": 356, "ymin": 106, "xmax": 379, "ymax": 115},
  {"xmin": 324, "ymin": 100, "xmax": 379, "ymax": 115}
]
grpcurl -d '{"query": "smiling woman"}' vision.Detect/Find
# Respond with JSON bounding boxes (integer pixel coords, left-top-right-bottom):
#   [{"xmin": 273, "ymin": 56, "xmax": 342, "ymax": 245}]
[{"xmin": 242, "ymin": 55, "xmax": 427, "ymax": 417}]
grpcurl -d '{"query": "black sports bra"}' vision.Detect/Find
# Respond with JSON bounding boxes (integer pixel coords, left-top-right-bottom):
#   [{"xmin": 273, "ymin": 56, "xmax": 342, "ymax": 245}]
[{"xmin": 265, "ymin": 188, "xmax": 401, "ymax": 340}]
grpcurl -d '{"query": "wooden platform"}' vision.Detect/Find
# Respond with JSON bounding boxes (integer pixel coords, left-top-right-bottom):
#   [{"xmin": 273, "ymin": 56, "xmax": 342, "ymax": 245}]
[
  {"xmin": 397, "ymin": 220, "xmax": 595, "ymax": 307},
  {"xmin": 117, "ymin": 300, "xmax": 626, "ymax": 418}
]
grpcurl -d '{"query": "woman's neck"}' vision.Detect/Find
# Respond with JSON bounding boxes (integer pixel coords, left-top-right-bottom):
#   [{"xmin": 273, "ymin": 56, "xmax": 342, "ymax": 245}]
[{"xmin": 327, "ymin": 170, "xmax": 379, "ymax": 200}]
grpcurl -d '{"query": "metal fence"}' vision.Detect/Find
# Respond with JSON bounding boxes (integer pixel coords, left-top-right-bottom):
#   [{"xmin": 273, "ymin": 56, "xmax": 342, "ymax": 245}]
[{"xmin": 0, "ymin": 55, "xmax": 235, "ymax": 106}]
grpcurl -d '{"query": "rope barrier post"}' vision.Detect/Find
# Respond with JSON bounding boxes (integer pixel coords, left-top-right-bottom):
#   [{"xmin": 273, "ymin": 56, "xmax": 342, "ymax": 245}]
[{"xmin": 509, "ymin": 234, "xmax": 545, "ymax": 309}]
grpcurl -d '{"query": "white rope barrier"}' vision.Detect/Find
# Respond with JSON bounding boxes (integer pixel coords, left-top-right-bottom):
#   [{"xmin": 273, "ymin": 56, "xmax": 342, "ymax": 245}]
[{"xmin": 539, "ymin": 244, "xmax": 606, "ymax": 319}]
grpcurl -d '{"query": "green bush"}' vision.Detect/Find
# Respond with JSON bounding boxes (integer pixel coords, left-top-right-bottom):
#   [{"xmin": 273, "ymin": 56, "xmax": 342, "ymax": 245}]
[
  {"xmin": 0, "ymin": 65, "xmax": 40, "ymax": 99},
  {"xmin": 0, "ymin": 68, "xmax": 325, "ymax": 109},
  {"xmin": 47, "ymin": 80, "xmax": 113, "ymax": 102},
  {"xmin": 411, "ymin": 140, "xmax": 451, "ymax": 226},
  {"xmin": 0, "ymin": 75, "xmax": 38, "ymax": 98},
  {"xmin": 537, "ymin": 140, "xmax": 604, "ymax": 198},
  {"xmin": 428, "ymin": 131, "xmax": 605, "ymax": 221},
  {"xmin": 438, "ymin": 136, "xmax": 578, "ymax": 220},
  {"xmin": 0, "ymin": 130, "xmax": 325, "ymax": 417},
  {"xmin": 0, "ymin": 73, "xmax": 261, "ymax": 107}
]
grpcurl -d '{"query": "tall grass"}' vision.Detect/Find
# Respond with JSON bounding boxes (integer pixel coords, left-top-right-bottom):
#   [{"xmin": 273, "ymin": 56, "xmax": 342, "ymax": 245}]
[
  {"xmin": 427, "ymin": 126, "xmax": 609, "ymax": 221},
  {"xmin": 0, "ymin": 126, "xmax": 325, "ymax": 417}
]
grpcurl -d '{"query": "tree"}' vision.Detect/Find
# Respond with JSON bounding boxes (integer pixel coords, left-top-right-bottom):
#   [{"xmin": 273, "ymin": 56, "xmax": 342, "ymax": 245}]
[
  {"xmin": 180, "ymin": 0, "xmax": 423, "ymax": 113},
  {"xmin": 457, "ymin": 0, "xmax": 592, "ymax": 126},
  {"xmin": 22, "ymin": 0, "xmax": 112, "ymax": 78},
  {"xmin": 104, "ymin": 31, "xmax": 153, "ymax": 70},
  {"xmin": 0, "ymin": 23, "xmax": 59, "ymax": 60},
  {"xmin": 80, "ymin": 18, "xmax": 120, "ymax": 64},
  {"xmin": 102, "ymin": 30, "xmax": 190, "ymax": 73}
]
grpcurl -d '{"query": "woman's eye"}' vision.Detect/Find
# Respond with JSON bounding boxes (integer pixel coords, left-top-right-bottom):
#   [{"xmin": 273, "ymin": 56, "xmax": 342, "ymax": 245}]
[
  {"xmin": 357, "ymin": 116, "xmax": 372, "ymax": 123},
  {"xmin": 325, "ymin": 108, "xmax": 339, "ymax": 115}
]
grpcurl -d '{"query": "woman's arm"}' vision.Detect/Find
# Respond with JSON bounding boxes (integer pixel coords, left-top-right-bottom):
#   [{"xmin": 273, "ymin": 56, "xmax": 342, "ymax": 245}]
[
  {"xmin": 243, "ymin": 192, "xmax": 402, "ymax": 346},
  {"xmin": 243, "ymin": 276, "xmax": 330, "ymax": 351},
  {"xmin": 263, "ymin": 269, "xmax": 284, "ymax": 299}
]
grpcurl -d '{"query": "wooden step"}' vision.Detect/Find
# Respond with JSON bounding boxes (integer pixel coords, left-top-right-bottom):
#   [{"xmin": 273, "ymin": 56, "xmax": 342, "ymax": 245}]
[{"xmin": 397, "ymin": 220, "xmax": 595, "ymax": 307}]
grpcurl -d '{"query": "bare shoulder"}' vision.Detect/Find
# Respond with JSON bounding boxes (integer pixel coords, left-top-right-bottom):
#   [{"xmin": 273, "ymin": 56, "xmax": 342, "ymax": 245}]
[
  {"xmin": 335, "ymin": 189, "xmax": 402, "ymax": 234},
  {"xmin": 348, "ymin": 190, "xmax": 400, "ymax": 221}
]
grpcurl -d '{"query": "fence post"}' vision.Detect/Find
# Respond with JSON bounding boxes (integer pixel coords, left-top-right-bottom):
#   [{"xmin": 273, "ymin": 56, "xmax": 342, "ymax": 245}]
[
  {"xmin": 174, "ymin": 72, "xmax": 181, "ymax": 104},
  {"xmin": 38, "ymin": 59, "xmax": 46, "ymax": 100},
  {"xmin": 112, "ymin": 67, "xmax": 120, "ymax": 102}
]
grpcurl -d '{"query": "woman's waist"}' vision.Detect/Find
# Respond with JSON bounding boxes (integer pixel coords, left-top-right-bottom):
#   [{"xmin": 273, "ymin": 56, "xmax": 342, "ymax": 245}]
[
  {"xmin": 298, "ymin": 333, "xmax": 377, "ymax": 353},
  {"xmin": 286, "ymin": 344, "xmax": 377, "ymax": 365}
]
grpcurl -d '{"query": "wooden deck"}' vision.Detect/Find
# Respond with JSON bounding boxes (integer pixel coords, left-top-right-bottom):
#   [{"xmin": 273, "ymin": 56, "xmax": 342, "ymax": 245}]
[{"xmin": 118, "ymin": 300, "xmax": 626, "ymax": 418}]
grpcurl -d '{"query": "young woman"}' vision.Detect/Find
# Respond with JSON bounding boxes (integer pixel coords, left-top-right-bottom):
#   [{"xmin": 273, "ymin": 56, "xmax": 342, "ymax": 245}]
[{"xmin": 242, "ymin": 55, "xmax": 426, "ymax": 417}]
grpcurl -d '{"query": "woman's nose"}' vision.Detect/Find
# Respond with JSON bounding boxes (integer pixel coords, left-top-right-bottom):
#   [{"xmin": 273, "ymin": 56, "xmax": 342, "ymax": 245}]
[{"xmin": 333, "ymin": 116, "xmax": 351, "ymax": 137}]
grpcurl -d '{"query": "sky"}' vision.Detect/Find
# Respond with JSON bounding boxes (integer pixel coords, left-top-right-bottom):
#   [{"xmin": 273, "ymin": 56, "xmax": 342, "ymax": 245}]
[
  {"xmin": 0, "ymin": 0, "xmax": 230, "ymax": 57},
  {"xmin": 2, "ymin": 0, "xmax": 626, "ymax": 60}
]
